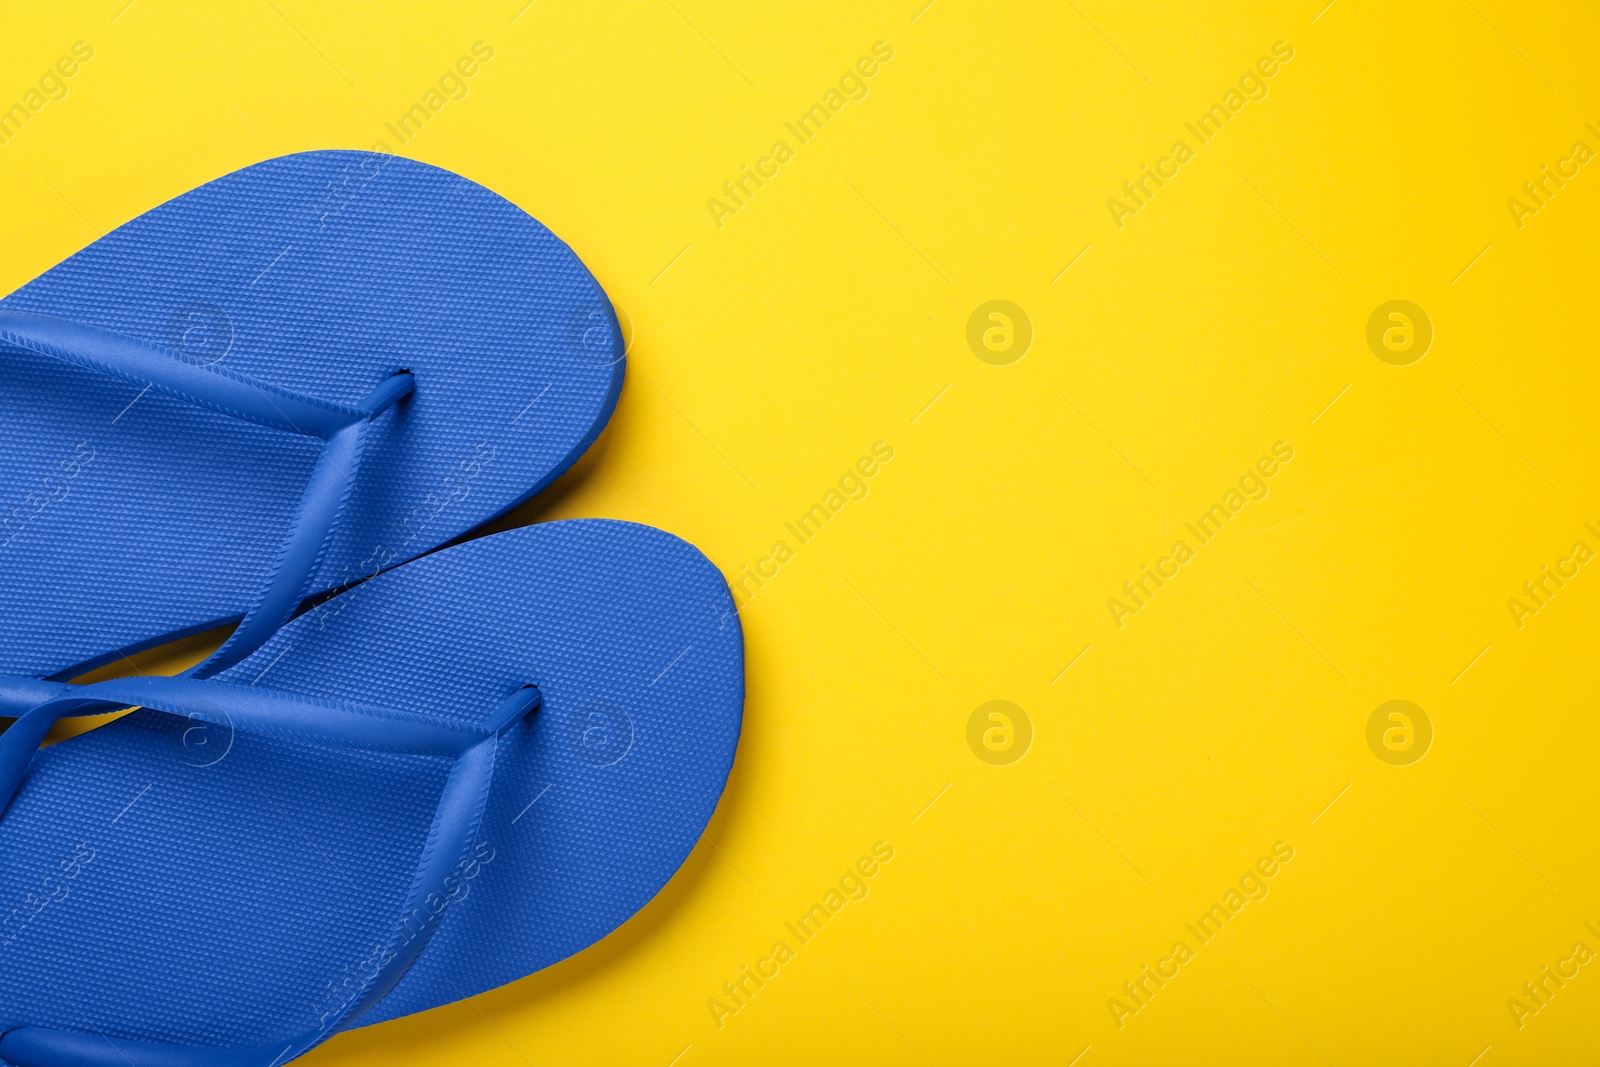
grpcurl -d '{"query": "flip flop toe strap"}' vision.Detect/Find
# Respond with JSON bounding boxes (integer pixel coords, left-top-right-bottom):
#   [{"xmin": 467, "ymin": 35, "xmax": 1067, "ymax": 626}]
[
  {"xmin": 0, "ymin": 674, "xmax": 540, "ymax": 1066},
  {"xmin": 0, "ymin": 311, "xmax": 415, "ymax": 684}
]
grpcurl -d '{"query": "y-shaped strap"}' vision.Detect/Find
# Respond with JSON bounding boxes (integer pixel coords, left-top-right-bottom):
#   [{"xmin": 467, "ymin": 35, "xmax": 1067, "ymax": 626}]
[
  {"xmin": 0, "ymin": 674, "xmax": 540, "ymax": 1067},
  {"xmin": 0, "ymin": 311, "xmax": 414, "ymax": 687}
]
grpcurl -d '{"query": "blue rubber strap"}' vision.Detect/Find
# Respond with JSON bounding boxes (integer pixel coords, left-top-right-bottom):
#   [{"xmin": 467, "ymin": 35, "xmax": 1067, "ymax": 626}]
[
  {"xmin": 188, "ymin": 418, "xmax": 372, "ymax": 678},
  {"xmin": 0, "ymin": 311, "xmax": 368, "ymax": 438},
  {"xmin": 0, "ymin": 676, "xmax": 539, "ymax": 1067},
  {"xmin": 0, "ymin": 676, "xmax": 541, "ymax": 813},
  {"xmin": 0, "ymin": 676, "xmax": 66, "ymax": 717},
  {"xmin": 0, "ymin": 311, "xmax": 415, "ymax": 685}
]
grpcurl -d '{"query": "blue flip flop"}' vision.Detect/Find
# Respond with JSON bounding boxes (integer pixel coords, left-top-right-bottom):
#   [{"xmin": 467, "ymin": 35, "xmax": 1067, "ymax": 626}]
[
  {"xmin": 0, "ymin": 519, "xmax": 743, "ymax": 1065},
  {"xmin": 0, "ymin": 150, "xmax": 624, "ymax": 705}
]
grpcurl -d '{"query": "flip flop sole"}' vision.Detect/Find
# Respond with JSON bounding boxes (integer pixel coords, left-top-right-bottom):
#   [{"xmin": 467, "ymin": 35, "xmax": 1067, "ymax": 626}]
[
  {"xmin": 0, "ymin": 150, "xmax": 624, "ymax": 682},
  {"xmin": 0, "ymin": 520, "xmax": 742, "ymax": 1051}
]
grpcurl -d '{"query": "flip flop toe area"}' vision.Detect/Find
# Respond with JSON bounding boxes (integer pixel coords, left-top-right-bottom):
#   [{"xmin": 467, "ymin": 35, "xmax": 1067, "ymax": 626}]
[
  {"xmin": 214, "ymin": 519, "xmax": 746, "ymax": 1024},
  {"xmin": 0, "ymin": 712, "xmax": 455, "ymax": 1048},
  {"xmin": 1, "ymin": 150, "xmax": 624, "ymax": 681},
  {"xmin": 0, "ymin": 520, "xmax": 742, "ymax": 1052}
]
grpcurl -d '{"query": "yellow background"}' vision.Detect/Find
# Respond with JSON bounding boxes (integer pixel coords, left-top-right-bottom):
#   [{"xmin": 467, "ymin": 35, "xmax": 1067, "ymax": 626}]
[{"xmin": 6, "ymin": 0, "xmax": 1600, "ymax": 1063}]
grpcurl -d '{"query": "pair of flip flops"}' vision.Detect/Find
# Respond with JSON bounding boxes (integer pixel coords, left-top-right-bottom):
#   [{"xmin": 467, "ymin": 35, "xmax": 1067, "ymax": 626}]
[{"xmin": 0, "ymin": 152, "xmax": 744, "ymax": 1065}]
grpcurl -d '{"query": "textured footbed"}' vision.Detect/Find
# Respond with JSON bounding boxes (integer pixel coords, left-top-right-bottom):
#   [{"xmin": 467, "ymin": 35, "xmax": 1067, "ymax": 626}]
[
  {"xmin": 0, "ymin": 150, "xmax": 624, "ymax": 681},
  {"xmin": 0, "ymin": 520, "xmax": 743, "ymax": 1051}
]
